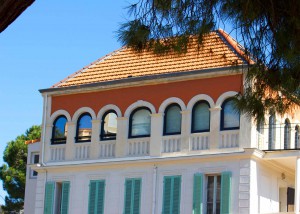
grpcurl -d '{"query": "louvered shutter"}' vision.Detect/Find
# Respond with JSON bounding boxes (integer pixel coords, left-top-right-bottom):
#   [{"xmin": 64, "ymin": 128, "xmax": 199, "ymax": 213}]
[
  {"xmin": 172, "ymin": 176, "xmax": 181, "ymax": 214},
  {"xmin": 60, "ymin": 181, "xmax": 70, "ymax": 214},
  {"xmin": 133, "ymin": 179, "xmax": 141, "ymax": 214},
  {"xmin": 221, "ymin": 172, "xmax": 232, "ymax": 214},
  {"xmin": 88, "ymin": 180, "xmax": 106, "ymax": 214},
  {"xmin": 193, "ymin": 173, "xmax": 203, "ymax": 214},
  {"xmin": 124, "ymin": 179, "xmax": 133, "ymax": 214},
  {"xmin": 44, "ymin": 182, "xmax": 55, "ymax": 214},
  {"xmin": 162, "ymin": 176, "xmax": 181, "ymax": 214}
]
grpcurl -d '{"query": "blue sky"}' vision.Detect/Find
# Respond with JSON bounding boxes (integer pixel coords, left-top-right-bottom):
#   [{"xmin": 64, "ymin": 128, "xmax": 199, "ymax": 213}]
[{"xmin": 0, "ymin": 1, "xmax": 134, "ymax": 203}]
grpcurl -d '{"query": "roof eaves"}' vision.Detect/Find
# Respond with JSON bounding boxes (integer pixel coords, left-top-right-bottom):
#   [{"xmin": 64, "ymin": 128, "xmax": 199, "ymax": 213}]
[{"xmin": 39, "ymin": 64, "xmax": 247, "ymax": 94}]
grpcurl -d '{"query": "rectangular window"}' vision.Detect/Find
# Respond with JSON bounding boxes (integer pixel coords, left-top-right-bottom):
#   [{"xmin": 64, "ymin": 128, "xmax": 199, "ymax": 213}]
[
  {"xmin": 88, "ymin": 180, "xmax": 105, "ymax": 214},
  {"xmin": 123, "ymin": 178, "xmax": 142, "ymax": 214},
  {"xmin": 31, "ymin": 153, "xmax": 39, "ymax": 178},
  {"xmin": 162, "ymin": 175, "xmax": 181, "ymax": 214},
  {"xmin": 206, "ymin": 175, "xmax": 221, "ymax": 214},
  {"xmin": 44, "ymin": 181, "xmax": 70, "ymax": 214}
]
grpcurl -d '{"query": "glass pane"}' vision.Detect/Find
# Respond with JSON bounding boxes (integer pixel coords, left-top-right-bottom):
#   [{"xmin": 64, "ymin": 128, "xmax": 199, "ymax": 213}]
[
  {"xmin": 54, "ymin": 117, "xmax": 67, "ymax": 138},
  {"xmin": 78, "ymin": 114, "xmax": 92, "ymax": 139},
  {"xmin": 102, "ymin": 112, "xmax": 117, "ymax": 139},
  {"xmin": 223, "ymin": 100, "xmax": 239, "ymax": 129},
  {"xmin": 193, "ymin": 102, "xmax": 210, "ymax": 132},
  {"xmin": 131, "ymin": 109, "xmax": 151, "ymax": 137},
  {"xmin": 165, "ymin": 105, "xmax": 181, "ymax": 134}
]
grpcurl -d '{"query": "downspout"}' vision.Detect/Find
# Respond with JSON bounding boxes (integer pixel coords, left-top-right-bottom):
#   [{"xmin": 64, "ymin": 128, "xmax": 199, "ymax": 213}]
[
  {"xmin": 152, "ymin": 165, "xmax": 158, "ymax": 214},
  {"xmin": 41, "ymin": 93, "xmax": 48, "ymax": 166}
]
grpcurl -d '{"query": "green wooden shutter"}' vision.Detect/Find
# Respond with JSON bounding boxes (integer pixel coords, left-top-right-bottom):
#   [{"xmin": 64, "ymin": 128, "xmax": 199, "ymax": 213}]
[
  {"xmin": 193, "ymin": 173, "xmax": 203, "ymax": 214},
  {"xmin": 133, "ymin": 179, "xmax": 141, "ymax": 214},
  {"xmin": 162, "ymin": 176, "xmax": 181, "ymax": 214},
  {"xmin": 60, "ymin": 181, "xmax": 70, "ymax": 214},
  {"xmin": 124, "ymin": 178, "xmax": 142, "ymax": 214},
  {"xmin": 221, "ymin": 172, "xmax": 232, "ymax": 214},
  {"xmin": 88, "ymin": 180, "xmax": 106, "ymax": 214},
  {"xmin": 44, "ymin": 181, "xmax": 55, "ymax": 214}
]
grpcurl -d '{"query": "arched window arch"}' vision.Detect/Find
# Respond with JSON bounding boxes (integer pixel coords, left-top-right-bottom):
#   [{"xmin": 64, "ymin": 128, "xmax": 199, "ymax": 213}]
[
  {"xmin": 295, "ymin": 125, "xmax": 300, "ymax": 149},
  {"xmin": 76, "ymin": 113, "xmax": 92, "ymax": 143},
  {"xmin": 51, "ymin": 115, "xmax": 67, "ymax": 144},
  {"xmin": 268, "ymin": 113, "xmax": 276, "ymax": 150},
  {"xmin": 220, "ymin": 98, "xmax": 240, "ymax": 130},
  {"xmin": 129, "ymin": 107, "xmax": 151, "ymax": 138},
  {"xmin": 163, "ymin": 104, "xmax": 182, "ymax": 135},
  {"xmin": 100, "ymin": 110, "xmax": 117, "ymax": 140},
  {"xmin": 284, "ymin": 119, "xmax": 291, "ymax": 149},
  {"xmin": 192, "ymin": 101, "xmax": 210, "ymax": 133}
]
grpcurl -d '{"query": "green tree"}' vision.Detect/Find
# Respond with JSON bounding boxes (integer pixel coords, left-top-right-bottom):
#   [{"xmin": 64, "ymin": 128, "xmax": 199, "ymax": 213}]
[
  {"xmin": 118, "ymin": 0, "xmax": 300, "ymax": 122},
  {"xmin": 0, "ymin": 125, "xmax": 41, "ymax": 213}
]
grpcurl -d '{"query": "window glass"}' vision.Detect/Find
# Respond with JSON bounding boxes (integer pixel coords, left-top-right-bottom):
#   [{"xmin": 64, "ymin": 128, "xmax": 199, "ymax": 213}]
[
  {"xmin": 31, "ymin": 153, "xmax": 39, "ymax": 177},
  {"xmin": 77, "ymin": 113, "xmax": 92, "ymax": 142},
  {"xmin": 284, "ymin": 119, "xmax": 291, "ymax": 149},
  {"xmin": 101, "ymin": 111, "xmax": 117, "ymax": 140},
  {"xmin": 52, "ymin": 116, "xmax": 67, "ymax": 144},
  {"xmin": 268, "ymin": 114, "xmax": 276, "ymax": 150},
  {"xmin": 295, "ymin": 126, "xmax": 299, "ymax": 149},
  {"xmin": 221, "ymin": 99, "xmax": 240, "ymax": 130},
  {"xmin": 164, "ymin": 104, "xmax": 181, "ymax": 135},
  {"xmin": 130, "ymin": 108, "xmax": 151, "ymax": 137},
  {"xmin": 207, "ymin": 175, "xmax": 221, "ymax": 214},
  {"xmin": 192, "ymin": 101, "xmax": 210, "ymax": 132}
]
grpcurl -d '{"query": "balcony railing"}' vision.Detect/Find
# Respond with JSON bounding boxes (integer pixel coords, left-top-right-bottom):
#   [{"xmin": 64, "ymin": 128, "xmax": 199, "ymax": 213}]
[
  {"xmin": 50, "ymin": 144, "xmax": 65, "ymax": 161},
  {"xmin": 162, "ymin": 135, "xmax": 181, "ymax": 153},
  {"xmin": 127, "ymin": 137, "xmax": 150, "ymax": 156},
  {"xmin": 98, "ymin": 140, "xmax": 116, "ymax": 158},
  {"xmin": 219, "ymin": 130, "xmax": 239, "ymax": 148},
  {"xmin": 190, "ymin": 132, "xmax": 210, "ymax": 151}
]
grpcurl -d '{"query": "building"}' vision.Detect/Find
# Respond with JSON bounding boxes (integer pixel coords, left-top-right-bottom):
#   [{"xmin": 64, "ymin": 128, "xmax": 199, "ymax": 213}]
[{"xmin": 26, "ymin": 29, "xmax": 300, "ymax": 214}]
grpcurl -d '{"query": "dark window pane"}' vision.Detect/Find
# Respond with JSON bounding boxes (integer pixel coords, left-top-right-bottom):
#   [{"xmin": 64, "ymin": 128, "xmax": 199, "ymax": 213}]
[
  {"xmin": 222, "ymin": 99, "xmax": 239, "ymax": 129},
  {"xmin": 52, "ymin": 116, "xmax": 67, "ymax": 144},
  {"xmin": 131, "ymin": 109, "xmax": 151, "ymax": 137},
  {"xmin": 193, "ymin": 102, "xmax": 210, "ymax": 132},
  {"xmin": 165, "ymin": 105, "xmax": 181, "ymax": 134},
  {"xmin": 77, "ymin": 114, "xmax": 92, "ymax": 142}
]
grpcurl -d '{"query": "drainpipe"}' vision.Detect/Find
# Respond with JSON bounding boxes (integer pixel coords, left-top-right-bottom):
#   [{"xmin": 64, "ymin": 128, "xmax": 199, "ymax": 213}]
[
  {"xmin": 152, "ymin": 165, "xmax": 158, "ymax": 214},
  {"xmin": 41, "ymin": 93, "xmax": 48, "ymax": 166}
]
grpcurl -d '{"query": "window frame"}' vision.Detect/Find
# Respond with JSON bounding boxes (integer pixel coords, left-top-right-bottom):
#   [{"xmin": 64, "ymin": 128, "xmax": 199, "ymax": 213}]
[
  {"xmin": 51, "ymin": 115, "xmax": 67, "ymax": 145},
  {"xmin": 100, "ymin": 110, "xmax": 117, "ymax": 141},
  {"xmin": 163, "ymin": 103, "xmax": 182, "ymax": 136},
  {"xmin": 220, "ymin": 98, "xmax": 240, "ymax": 131},
  {"xmin": 191, "ymin": 100, "xmax": 211, "ymax": 133},
  {"xmin": 128, "ymin": 107, "xmax": 152, "ymax": 139},
  {"xmin": 30, "ymin": 152, "xmax": 39, "ymax": 178},
  {"xmin": 75, "ymin": 112, "xmax": 92, "ymax": 143}
]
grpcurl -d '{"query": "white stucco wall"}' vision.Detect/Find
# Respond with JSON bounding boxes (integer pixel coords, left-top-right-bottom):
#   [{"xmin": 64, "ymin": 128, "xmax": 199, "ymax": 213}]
[{"xmin": 24, "ymin": 142, "xmax": 40, "ymax": 214}]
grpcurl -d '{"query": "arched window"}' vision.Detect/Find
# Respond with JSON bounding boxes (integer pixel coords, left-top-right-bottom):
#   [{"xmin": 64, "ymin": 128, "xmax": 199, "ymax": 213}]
[
  {"xmin": 164, "ymin": 104, "xmax": 182, "ymax": 135},
  {"xmin": 268, "ymin": 113, "xmax": 276, "ymax": 150},
  {"xmin": 192, "ymin": 101, "xmax": 210, "ymax": 133},
  {"xmin": 100, "ymin": 110, "xmax": 117, "ymax": 140},
  {"xmin": 51, "ymin": 116, "xmax": 67, "ymax": 144},
  {"xmin": 129, "ymin": 107, "xmax": 151, "ymax": 138},
  {"xmin": 284, "ymin": 119, "xmax": 291, "ymax": 149},
  {"xmin": 76, "ymin": 113, "xmax": 92, "ymax": 142},
  {"xmin": 220, "ymin": 98, "xmax": 240, "ymax": 130},
  {"xmin": 295, "ymin": 125, "xmax": 300, "ymax": 149}
]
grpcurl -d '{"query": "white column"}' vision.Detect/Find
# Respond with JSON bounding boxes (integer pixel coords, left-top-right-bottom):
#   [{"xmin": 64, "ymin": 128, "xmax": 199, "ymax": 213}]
[
  {"xmin": 150, "ymin": 113, "xmax": 163, "ymax": 156},
  {"xmin": 209, "ymin": 107, "xmax": 221, "ymax": 150},
  {"xmin": 65, "ymin": 121, "xmax": 76, "ymax": 160},
  {"xmin": 295, "ymin": 157, "xmax": 300, "ymax": 213},
  {"xmin": 115, "ymin": 117, "xmax": 128, "ymax": 157},
  {"xmin": 90, "ymin": 119, "xmax": 100, "ymax": 158},
  {"xmin": 181, "ymin": 110, "xmax": 191, "ymax": 153}
]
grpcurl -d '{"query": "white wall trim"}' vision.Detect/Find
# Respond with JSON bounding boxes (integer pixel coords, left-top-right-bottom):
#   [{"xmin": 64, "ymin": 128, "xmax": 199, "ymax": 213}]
[
  {"xmin": 49, "ymin": 110, "xmax": 72, "ymax": 124},
  {"xmin": 97, "ymin": 104, "xmax": 122, "ymax": 119},
  {"xmin": 216, "ymin": 91, "xmax": 238, "ymax": 107},
  {"xmin": 187, "ymin": 94, "xmax": 215, "ymax": 110},
  {"xmin": 158, "ymin": 97, "xmax": 186, "ymax": 113},
  {"xmin": 72, "ymin": 107, "xmax": 96, "ymax": 121},
  {"xmin": 124, "ymin": 100, "xmax": 156, "ymax": 117}
]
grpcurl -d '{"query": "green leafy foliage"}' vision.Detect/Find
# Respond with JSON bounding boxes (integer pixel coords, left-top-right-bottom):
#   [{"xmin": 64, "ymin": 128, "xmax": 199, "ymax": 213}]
[
  {"xmin": 118, "ymin": 0, "xmax": 300, "ymax": 122},
  {"xmin": 0, "ymin": 125, "xmax": 41, "ymax": 213}
]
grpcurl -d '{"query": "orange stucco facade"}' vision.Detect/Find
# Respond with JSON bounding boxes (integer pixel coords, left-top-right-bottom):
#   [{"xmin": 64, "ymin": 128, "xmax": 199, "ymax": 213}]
[{"xmin": 51, "ymin": 74, "xmax": 243, "ymax": 117}]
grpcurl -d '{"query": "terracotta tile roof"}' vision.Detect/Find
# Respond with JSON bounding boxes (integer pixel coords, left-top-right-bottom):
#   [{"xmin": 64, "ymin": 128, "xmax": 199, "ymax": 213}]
[
  {"xmin": 53, "ymin": 29, "xmax": 251, "ymax": 88},
  {"xmin": 25, "ymin": 138, "xmax": 40, "ymax": 145}
]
